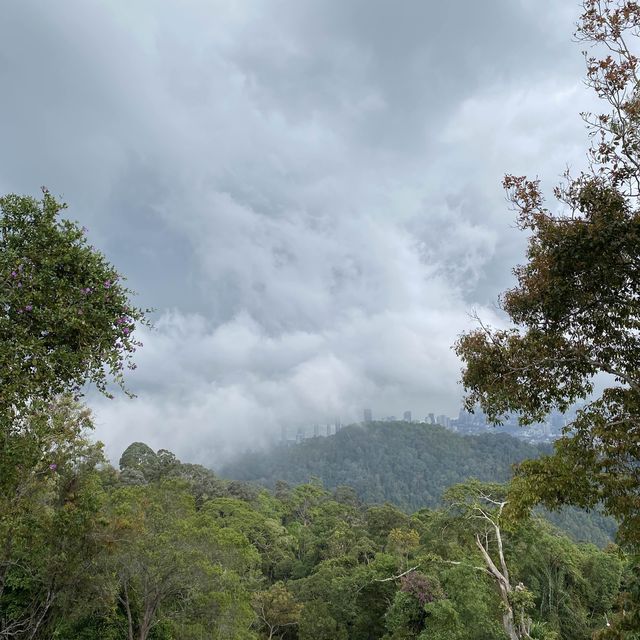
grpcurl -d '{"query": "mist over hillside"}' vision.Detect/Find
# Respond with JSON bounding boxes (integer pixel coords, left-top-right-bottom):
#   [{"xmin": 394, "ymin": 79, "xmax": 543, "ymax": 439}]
[
  {"xmin": 221, "ymin": 421, "xmax": 617, "ymax": 546},
  {"xmin": 222, "ymin": 421, "xmax": 546, "ymax": 510}
]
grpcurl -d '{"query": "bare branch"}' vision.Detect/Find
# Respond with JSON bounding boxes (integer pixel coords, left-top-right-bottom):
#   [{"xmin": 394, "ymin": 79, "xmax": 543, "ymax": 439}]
[{"xmin": 375, "ymin": 565, "xmax": 420, "ymax": 583}]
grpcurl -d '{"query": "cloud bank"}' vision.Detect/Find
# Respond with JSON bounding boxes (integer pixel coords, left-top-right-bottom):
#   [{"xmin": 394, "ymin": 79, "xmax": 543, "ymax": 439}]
[{"xmin": 1, "ymin": 0, "xmax": 598, "ymax": 464}]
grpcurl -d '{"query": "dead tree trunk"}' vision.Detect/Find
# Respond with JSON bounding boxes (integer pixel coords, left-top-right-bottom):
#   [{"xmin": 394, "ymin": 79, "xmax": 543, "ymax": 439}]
[{"xmin": 470, "ymin": 493, "xmax": 530, "ymax": 640}]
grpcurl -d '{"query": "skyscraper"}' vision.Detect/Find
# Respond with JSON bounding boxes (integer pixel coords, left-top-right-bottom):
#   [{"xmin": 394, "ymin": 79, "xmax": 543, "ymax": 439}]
[
  {"xmin": 363, "ymin": 408, "xmax": 372, "ymax": 424},
  {"xmin": 403, "ymin": 411, "xmax": 412, "ymax": 423}
]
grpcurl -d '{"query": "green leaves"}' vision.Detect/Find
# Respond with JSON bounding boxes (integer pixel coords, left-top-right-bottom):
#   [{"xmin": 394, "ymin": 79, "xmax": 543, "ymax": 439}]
[
  {"xmin": 0, "ymin": 396, "xmax": 108, "ymax": 639},
  {"xmin": 252, "ymin": 582, "xmax": 302, "ymax": 639},
  {"xmin": 2, "ymin": 429, "xmax": 629, "ymax": 639},
  {"xmin": 0, "ymin": 189, "xmax": 149, "ymax": 416},
  {"xmin": 456, "ymin": 0, "xmax": 640, "ymax": 551},
  {"xmin": 107, "ymin": 481, "xmax": 259, "ymax": 640}
]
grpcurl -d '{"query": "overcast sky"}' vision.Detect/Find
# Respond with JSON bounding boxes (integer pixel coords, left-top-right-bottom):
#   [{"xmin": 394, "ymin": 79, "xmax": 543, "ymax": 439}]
[{"xmin": 1, "ymin": 1, "xmax": 599, "ymax": 465}]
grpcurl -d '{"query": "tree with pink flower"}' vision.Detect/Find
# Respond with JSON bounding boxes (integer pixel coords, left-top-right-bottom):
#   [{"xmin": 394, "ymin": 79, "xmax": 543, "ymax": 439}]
[{"xmin": 0, "ymin": 188, "xmax": 150, "ymax": 418}]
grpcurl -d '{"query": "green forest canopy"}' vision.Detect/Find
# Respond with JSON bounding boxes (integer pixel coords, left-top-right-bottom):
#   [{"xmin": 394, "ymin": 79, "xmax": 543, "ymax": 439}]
[
  {"xmin": 221, "ymin": 421, "xmax": 618, "ymax": 547},
  {"xmin": 4, "ymin": 426, "xmax": 629, "ymax": 640},
  {"xmin": 3, "ymin": 0, "xmax": 640, "ymax": 637}
]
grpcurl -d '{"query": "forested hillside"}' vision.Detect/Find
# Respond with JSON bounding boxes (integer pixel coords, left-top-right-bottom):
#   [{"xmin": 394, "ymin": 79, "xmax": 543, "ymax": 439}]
[
  {"xmin": 4, "ymin": 1, "xmax": 640, "ymax": 637},
  {"xmin": 12, "ymin": 436, "xmax": 624, "ymax": 640},
  {"xmin": 222, "ymin": 422, "xmax": 617, "ymax": 546},
  {"xmin": 223, "ymin": 422, "xmax": 543, "ymax": 511}
]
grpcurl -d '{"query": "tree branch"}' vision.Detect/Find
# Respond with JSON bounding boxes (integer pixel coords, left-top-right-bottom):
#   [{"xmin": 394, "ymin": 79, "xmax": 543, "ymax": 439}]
[{"xmin": 375, "ymin": 565, "xmax": 420, "ymax": 582}]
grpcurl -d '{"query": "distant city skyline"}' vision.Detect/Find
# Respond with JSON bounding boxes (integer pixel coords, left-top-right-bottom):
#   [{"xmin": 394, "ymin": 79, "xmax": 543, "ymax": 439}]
[{"xmin": 279, "ymin": 403, "xmax": 569, "ymax": 446}]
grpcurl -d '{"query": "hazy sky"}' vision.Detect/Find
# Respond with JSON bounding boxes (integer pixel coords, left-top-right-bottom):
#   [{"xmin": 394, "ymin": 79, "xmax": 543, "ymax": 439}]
[{"xmin": 1, "ymin": 1, "xmax": 599, "ymax": 465}]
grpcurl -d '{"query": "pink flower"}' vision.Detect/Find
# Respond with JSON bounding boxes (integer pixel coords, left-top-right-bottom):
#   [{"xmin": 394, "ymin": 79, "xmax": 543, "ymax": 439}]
[{"xmin": 49, "ymin": 463, "xmax": 57, "ymax": 471}]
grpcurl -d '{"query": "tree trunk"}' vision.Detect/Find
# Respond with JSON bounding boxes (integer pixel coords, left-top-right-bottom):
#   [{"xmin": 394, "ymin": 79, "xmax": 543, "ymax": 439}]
[
  {"xmin": 476, "ymin": 533, "xmax": 525, "ymax": 640},
  {"xmin": 138, "ymin": 595, "xmax": 161, "ymax": 640},
  {"xmin": 121, "ymin": 582, "xmax": 134, "ymax": 640},
  {"xmin": 138, "ymin": 606, "xmax": 154, "ymax": 640},
  {"xmin": 499, "ymin": 585, "xmax": 519, "ymax": 640},
  {"xmin": 503, "ymin": 611, "xmax": 518, "ymax": 640}
]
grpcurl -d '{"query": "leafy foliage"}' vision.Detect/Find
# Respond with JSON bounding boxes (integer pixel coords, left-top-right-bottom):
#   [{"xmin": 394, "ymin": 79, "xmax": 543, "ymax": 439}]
[
  {"xmin": 223, "ymin": 422, "xmax": 617, "ymax": 545},
  {"xmin": 0, "ymin": 190, "xmax": 148, "ymax": 416},
  {"xmin": 0, "ymin": 424, "xmax": 631, "ymax": 640},
  {"xmin": 2, "ymin": 1, "xmax": 639, "ymax": 633},
  {"xmin": 0, "ymin": 397, "xmax": 108, "ymax": 639},
  {"xmin": 223, "ymin": 422, "xmax": 544, "ymax": 510},
  {"xmin": 107, "ymin": 481, "xmax": 258, "ymax": 640},
  {"xmin": 455, "ymin": 0, "xmax": 640, "ymax": 551}
]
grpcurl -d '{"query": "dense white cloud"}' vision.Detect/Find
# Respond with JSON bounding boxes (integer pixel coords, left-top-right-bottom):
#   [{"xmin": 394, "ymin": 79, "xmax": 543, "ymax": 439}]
[
  {"xmin": 92, "ymin": 297, "xmax": 498, "ymax": 466},
  {"xmin": 1, "ymin": 0, "xmax": 598, "ymax": 464}
]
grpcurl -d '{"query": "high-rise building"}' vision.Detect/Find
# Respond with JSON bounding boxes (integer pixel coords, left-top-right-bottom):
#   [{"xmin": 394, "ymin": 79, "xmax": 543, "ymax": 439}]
[
  {"xmin": 364, "ymin": 408, "xmax": 373, "ymax": 424},
  {"xmin": 428, "ymin": 413, "xmax": 435, "ymax": 425},
  {"xmin": 403, "ymin": 411, "xmax": 412, "ymax": 423},
  {"xmin": 335, "ymin": 418, "xmax": 342, "ymax": 432},
  {"xmin": 313, "ymin": 424, "xmax": 320, "ymax": 438}
]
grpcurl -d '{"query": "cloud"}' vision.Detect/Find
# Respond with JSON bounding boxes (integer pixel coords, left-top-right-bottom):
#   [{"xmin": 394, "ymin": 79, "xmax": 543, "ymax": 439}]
[
  {"xmin": 1, "ymin": 0, "xmax": 595, "ymax": 464},
  {"xmin": 92, "ymin": 297, "xmax": 500, "ymax": 467}
]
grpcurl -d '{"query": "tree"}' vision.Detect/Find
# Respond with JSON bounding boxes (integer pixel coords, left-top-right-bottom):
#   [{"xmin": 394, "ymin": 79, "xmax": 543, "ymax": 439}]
[
  {"xmin": 381, "ymin": 572, "xmax": 446, "ymax": 640},
  {"xmin": 107, "ymin": 481, "xmax": 258, "ymax": 640},
  {"xmin": 443, "ymin": 481, "xmax": 534, "ymax": 640},
  {"xmin": 0, "ymin": 396, "xmax": 107, "ymax": 639},
  {"xmin": 0, "ymin": 190, "xmax": 148, "ymax": 635},
  {"xmin": 118, "ymin": 442, "xmax": 159, "ymax": 484},
  {"xmin": 251, "ymin": 582, "xmax": 301, "ymax": 640},
  {"xmin": 596, "ymin": 557, "xmax": 640, "ymax": 639},
  {"xmin": 386, "ymin": 529, "xmax": 421, "ymax": 570},
  {"xmin": 298, "ymin": 600, "xmax": 347, "ymax": 640},
  {"xmin": 512, "ymin": 521, "xmax": 623, "ymax": 639},
  {"xmin": 0, "ymin": 189, "xmax": 148, "ymax": 417},
  {"xmin": 455, "ymin": 0, "xmax": 640, "ymax": 548},
  {"xmin": 203, "ymin": 497, "xmax": 295, "ymax": 580}
]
